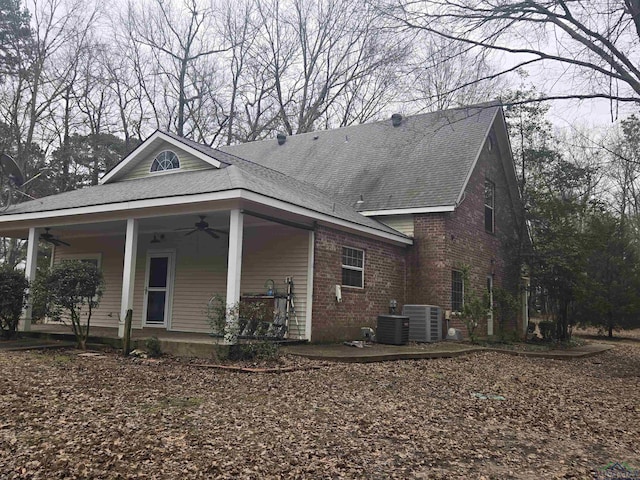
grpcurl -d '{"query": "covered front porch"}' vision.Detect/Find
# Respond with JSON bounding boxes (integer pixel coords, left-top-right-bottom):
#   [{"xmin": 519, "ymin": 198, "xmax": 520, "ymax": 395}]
[{"xmin": 4, "ymin": 203, "xmax": 314, "ymax": 342}]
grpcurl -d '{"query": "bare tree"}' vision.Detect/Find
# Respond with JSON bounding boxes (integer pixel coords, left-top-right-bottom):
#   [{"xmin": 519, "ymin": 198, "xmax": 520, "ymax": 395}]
[
  {"xmin": 286, "ymin": 0, "xmax": 408, "ymax": 133},
  {"xmin": 380, "ymin": 0, "xmax": 640, "ymax": 107},
  {"xmin": 401, "ymin": 36, "xmax": 504, "ymax": 112},
  {"xmin": 124, "ymin": 0, "xmax": 229, "ymax": 139}
]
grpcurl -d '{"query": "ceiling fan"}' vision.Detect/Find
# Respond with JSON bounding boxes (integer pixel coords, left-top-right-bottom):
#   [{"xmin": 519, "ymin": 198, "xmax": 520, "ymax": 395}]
[
  {"xmin": 40, "ymin": 228, "xmax": 71, "ymax": 247},
  {"xmin": 175, "ymin": 215, "xmax": 228, "ymax": 239}
]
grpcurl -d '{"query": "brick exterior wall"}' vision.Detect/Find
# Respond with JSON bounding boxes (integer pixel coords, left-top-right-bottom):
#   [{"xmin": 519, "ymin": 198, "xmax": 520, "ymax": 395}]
[
  {"xmin": 311, "ymin": 225, "xmax": 407, "ymax": 342},
  {"xmin": 408, "ymin": 131, "xmax": 522, "ymax": 336},
  {"xmin": 310, "ymin": 127, "xmax": 523, "ymax": 342}
]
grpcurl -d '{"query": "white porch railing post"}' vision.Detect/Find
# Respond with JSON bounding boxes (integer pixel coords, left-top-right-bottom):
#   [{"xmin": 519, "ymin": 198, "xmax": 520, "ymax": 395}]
[
  {"xmin": 225, "ymin": 209, "xmax": 244, "ymax": 344},
  {"xmin": 119, "ymin": 218, "xmax": 139, "ymax": 338},
  {"xmin": 19, "ymin": 227, "xmax": 40, "ymax": 332}
]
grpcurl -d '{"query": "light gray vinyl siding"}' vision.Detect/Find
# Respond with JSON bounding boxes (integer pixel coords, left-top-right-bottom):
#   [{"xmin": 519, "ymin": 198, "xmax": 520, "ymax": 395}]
[
  {"xmin": 53, "ymin": 235, "xmax": 125, "ymax": 328},
  {"xmin": 121, "ymin": 144, "xmax": 215, "ymax": 181},
  {"xmin": 240, "ymin": 225, "xmax": 310, "ymax": 339},
  {"xmin": 375, "ymin": 214, "xmax": 414, "ymax": 237},
  {"xmin": 132, "ymin": 232, "xmax": 227, "ymax": 333},
  {"xmin": 52, "ymin": 224, "xmax": 310, "ymax": 338}
]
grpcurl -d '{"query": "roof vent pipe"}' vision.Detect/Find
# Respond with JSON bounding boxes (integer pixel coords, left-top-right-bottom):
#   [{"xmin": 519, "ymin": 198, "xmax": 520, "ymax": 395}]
[
  {"xmin": 391, "ymin": 113, "xmax": 402, "ymax": 127},
  {"xmin": 277, "ymin": 133, "xmax": 287, "ymax": 145}
]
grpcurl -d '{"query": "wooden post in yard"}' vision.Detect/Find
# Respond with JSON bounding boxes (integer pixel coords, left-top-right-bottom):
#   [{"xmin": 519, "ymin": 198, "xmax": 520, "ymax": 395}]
[{"xmin": 122, "ymin": 309, "xmax": 133, "ymax": 356}]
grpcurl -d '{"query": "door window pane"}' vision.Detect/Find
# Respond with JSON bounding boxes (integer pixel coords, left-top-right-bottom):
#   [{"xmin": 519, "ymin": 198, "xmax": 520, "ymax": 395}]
[
  {"xmin": 149, "ymin": 257, "xmax": 168, "ymax": 288},
  {"xmin": 146, "ymin": 291, "xmax": 166, "ymax": 323}
]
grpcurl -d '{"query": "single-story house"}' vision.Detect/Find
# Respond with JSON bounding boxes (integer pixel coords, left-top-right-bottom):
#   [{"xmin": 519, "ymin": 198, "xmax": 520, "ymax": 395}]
[{"xmin": 0, "ymin": 102, "xmax": 527, "ymax": 342}]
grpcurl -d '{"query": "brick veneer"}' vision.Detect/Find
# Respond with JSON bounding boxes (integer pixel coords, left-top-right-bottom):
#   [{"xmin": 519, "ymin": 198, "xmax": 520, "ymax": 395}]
[
  {"xmin": 311, "ymin": 225, "xmax": 407, "ymax": 342},
  {"xmin": 310, "ymin": 131, "xmax": 523, "ymax": 341},
  {"xmin": 408, "ymin": 135, "xmax": 522, "ymax": 335}
]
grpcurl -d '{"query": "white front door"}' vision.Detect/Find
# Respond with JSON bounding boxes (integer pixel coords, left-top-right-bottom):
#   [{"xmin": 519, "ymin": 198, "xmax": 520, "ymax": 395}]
[{"xmin": 143, "ymin": 250, "xmax": 175, "ymax": 328}]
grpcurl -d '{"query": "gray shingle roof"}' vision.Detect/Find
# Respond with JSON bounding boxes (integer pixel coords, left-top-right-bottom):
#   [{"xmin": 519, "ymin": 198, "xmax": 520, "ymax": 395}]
[
  {"xmin": 1, "ymin": 149, "xmax": 404, "ymax": 237},
  {"xmin": 220, "ymin": 104, "xmax": 500, "ymax": 212},
  {"xmin": 2, "ymin": 103, "xmax": 501, "ymax": 239}
]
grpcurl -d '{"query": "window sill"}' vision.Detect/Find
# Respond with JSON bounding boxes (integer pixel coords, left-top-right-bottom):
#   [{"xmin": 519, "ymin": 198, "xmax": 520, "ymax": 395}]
[{"xmin": 341, "ymin": 285, "xmax": 365, "ymax": 292}]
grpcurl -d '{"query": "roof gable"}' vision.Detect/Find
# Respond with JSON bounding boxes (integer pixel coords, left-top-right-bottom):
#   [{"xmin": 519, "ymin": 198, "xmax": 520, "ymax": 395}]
[
  {"xmin": 220, "ymin": 104, "xmax": 502, "ymax": 213},
  {"xmin": 101, "ymin": 131, "xmax": 226, "ymax": 184}
]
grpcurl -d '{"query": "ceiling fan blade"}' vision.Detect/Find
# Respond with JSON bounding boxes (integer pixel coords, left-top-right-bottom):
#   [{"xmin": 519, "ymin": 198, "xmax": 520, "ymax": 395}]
[
  {"xmin": 204, "ymin": 228, "xmax": 220, "ymax": 239},
  {"xmin": 184, "ymin": 229, "xmax": 198, "ymax": 236},
  {"xmin": 56, "ymin": 239, "xmax": 71, "ymax": 247}
]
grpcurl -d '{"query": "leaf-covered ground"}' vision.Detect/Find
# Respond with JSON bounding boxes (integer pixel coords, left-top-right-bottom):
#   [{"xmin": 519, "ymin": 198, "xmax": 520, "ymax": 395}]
[{"xmin": 0, "ymin": 333, "xmax": 638, "ymax": 479}]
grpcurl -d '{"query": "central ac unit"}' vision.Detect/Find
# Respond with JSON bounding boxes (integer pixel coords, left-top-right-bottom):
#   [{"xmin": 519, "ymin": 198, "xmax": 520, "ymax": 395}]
[
  {"xmin": 376, "ymin": 315, "xmax": 410, "ymax": 345},
  {"xmin": 402, "ymin": 305, "xmax": 443, "ymax": 342}
]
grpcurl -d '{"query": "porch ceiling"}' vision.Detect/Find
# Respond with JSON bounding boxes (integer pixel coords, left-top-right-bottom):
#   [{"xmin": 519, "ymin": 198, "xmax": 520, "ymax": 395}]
[{"xmin": 0, "ymin": 210, "xmax": 293, "ymax": 239}]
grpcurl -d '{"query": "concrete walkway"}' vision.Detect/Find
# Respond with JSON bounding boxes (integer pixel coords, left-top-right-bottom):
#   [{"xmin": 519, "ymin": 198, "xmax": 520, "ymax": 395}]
[
  {"xmin": 1, "ymin": 325, "xmax": 615, "ymax": 362},
  {"xmin": 0, "ymin": 337, "xmax": 75, "ymax": 351},
  {"xmin": 283, "ymin": 342, "xmax": 614, "ymax": 363}
]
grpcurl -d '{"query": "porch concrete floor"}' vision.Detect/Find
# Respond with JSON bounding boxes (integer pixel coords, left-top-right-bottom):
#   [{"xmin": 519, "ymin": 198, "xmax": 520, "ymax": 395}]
[
  {"xmin": 30, "ymin": 323, "xmax": 222, "ymax": 344},
  {"xmin": 25, "ymin": 324, "xmax": 305, "ymax": 359}
]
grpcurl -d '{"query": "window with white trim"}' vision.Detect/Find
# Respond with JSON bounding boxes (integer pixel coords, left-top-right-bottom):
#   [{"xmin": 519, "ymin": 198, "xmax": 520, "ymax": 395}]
[
  {"xmin": 60, "ymin": 253, "xmax": 102, "ymax": 269},
  {"xmin": 341, "ymin": 247, "xmax": 364, "ymax": 288},
  {"xmin": 451, "ymin": 269, "xmax": 464, "ymax": 312},
  {"xmin": 150, "ymin": 150, "xmax": 180, "ymax": 172},
  {"xmin": 484, "ymin": 178, "xmax": 495, "ymax": 233}
]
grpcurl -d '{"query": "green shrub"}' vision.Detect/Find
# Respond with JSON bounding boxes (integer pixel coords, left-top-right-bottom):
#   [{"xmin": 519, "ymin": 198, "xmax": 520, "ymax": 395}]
[
  {"xmin": 454, "ymin": 267, "xmax": 490, "ymax": 343},
  {"xmin": 538, "ymin": 320, "xmax": 556, "ymax": 341},
  {"xmin": 32, "ymin": 260, "xmax": 103, "ymax": 349},
  {"xmin": 228, "ymin": 341, "xmax": 280, "ymax": 362},
  {"xmin": 0, "ymin": 266, "xmax": 29, "ymax": 339},
  {"xmin": 207, "ymin": 294, "xmax": 273, "ymax": 340},
  {"xmin": 144, "ymin": 336, "xmax": 162, "ymax": 357},
  {"xmin": 493, "ymin": 288, "xmax": 519, "ymax": 341}
]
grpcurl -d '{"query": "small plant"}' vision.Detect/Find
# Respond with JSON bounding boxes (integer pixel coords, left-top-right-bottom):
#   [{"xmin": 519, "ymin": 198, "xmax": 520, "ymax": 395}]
[
  {"xmin": 144, "ymin": 336, "xmax": 162, "ymax": 357},
  {"xmin": 207, "ymin": 294, "xmax": 243, "ymax": 342},
  {"xmin": 454, "ymin": 267, "xmax": 490, "ymax": 343},
  {"xmin": 207, "ymin": 294, "xmax": 275, "ymax": 341},
  {"xmin": 527, "ymin": 322, "xmax": 536, "ymax": 336},
  {"xmin": 32, "ymin": 260, "xmax": 103, "ymax": 349},
  {"xmin": 493, "ymin": 287, "xmax": 519, "ymax": 342},
  {"xmin": 207, "ymin": 294, "xmax": 228, "ymax": 337},
  {"xmin": 228, "ymin": 341, "xmax": 280, "ymax": 362},
  {"xmin": 0, "ymin": 266, "xmax": 29, "ymax": 339},
  {"xmin": 538, "ymin": 320, "xmax": 556, "ymax": 341}
]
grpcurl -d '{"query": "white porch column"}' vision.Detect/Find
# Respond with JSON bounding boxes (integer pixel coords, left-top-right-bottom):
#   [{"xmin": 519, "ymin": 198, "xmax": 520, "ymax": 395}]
[
  {"xmin": 305, "ymin": 230, "xmax": 315, "ymax": 341},
  {"xmin": 225, "ymin": 209, "xmax": 244, "ymax": 344},
  {"xmin": 19, "ymin": 227, "xmax": 40, "ymax": 332},
  {"xmin": 118, "ymin": 218, "xmax": 139, "ymax": 338}
]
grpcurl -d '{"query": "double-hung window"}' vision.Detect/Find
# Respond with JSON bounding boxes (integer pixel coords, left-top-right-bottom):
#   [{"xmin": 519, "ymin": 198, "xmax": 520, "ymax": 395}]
[
  {"xmin": 484, "ymin": 179, "xmax": 495, "ymax": 233},
  {"xmin": 451, "ymin": 270, "xmax": 464, "ymax": 312},
  {"xmin": 341, "ymin": 247, "xmax": 364, "ymax": 288}
]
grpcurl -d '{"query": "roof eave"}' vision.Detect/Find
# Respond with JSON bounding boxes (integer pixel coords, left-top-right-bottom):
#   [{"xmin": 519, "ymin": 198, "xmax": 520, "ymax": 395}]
[
  {"xmin": 361, "ymin": 205, "xmax": 456, "ymax": 216},
  {"xmin": 0, "ymin": 189, "xmax": 412, "ymax": 246}
]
